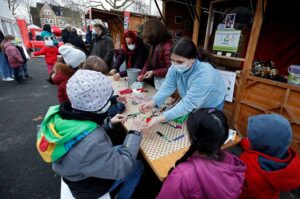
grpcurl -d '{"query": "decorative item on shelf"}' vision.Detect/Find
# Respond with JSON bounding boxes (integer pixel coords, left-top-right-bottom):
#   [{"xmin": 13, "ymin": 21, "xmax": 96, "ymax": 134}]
[
  {"xmin": 287, "ymin": 65, "xmax": 300, "ymax": 86},
  {"xmin": 251, "ymin": 60, "xmax": 286, "ymax": 83}
]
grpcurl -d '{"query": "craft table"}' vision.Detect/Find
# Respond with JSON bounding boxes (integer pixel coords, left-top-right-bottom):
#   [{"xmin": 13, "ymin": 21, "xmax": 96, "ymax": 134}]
[{"xmin": 110, "ymin": 77, "xmax": 242, "ymax": 181}]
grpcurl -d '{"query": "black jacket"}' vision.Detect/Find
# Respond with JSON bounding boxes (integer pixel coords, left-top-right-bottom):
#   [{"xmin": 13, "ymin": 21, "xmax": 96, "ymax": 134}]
[
  {"xmin": 62, "ymin": 29, "xmax": 70, "ymax": 44},
  {"xmin": 69, "ymin": 32, "xmax": 88, "ymax": 54}
]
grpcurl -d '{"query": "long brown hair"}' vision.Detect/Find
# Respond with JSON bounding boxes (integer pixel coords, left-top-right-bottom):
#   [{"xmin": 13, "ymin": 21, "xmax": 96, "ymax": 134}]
[{"xmin": 142, "ymin": 19, "xmax": 171, "ymax": 45}]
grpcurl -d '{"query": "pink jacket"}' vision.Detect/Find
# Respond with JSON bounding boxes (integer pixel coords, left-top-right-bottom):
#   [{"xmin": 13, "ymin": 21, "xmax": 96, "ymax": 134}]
[
  {"xmin": 157, "ymin": 151, "xmax": 246, "ymax": 199},
  {"xmin": 2, "ymin": 41, "xmax": 24, "ymax": 68}
]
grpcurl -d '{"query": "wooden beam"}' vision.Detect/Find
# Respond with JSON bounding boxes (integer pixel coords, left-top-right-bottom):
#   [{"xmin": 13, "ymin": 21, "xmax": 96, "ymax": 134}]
[
  {"xmin": 204, "ymin": 2, "xmax": 213, "ymax": 49},
  {"xmin": 232, "ymin": 0, "xmax": 268, "ymax": 128},
  {"xmin": 192, "ymin": 0, "xmax": 201, "ymax": 45}
]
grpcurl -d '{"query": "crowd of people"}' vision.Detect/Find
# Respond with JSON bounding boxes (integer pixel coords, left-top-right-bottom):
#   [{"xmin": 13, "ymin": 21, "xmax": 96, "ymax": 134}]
[{"xmin": 1, "ymin": 17, "xmax": 300, "ymax": 199}]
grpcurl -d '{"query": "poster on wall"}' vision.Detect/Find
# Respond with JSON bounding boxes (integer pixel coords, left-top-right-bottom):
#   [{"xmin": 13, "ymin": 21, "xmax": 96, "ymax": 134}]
[
  {"xmin": 218, "ymin": 70, "xmax": 236, "ymax": 102},
  {"xmin": 213, "ymin": 30, "xmax": 241, "ymax": 53},
  {"xmin": 124, "ymin": 11, "xmax": 130, "ymax": 32},
  {"xmin": 225, "ymin": 13, "xmax": 236, "ymax": 29}
]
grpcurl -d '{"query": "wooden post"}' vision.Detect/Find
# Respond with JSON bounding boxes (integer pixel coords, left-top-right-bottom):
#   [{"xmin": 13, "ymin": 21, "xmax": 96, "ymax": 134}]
[
  {"xmin": 232, "ymin": 0, "xmax": 268, "ymax": 132},
  {"xmin": 204, "ymin": 2, "xmax": 213, "ymax": 49},
  {"xmin": 192, "ymin": 0, "xmax": 201, "ymax": 45}
]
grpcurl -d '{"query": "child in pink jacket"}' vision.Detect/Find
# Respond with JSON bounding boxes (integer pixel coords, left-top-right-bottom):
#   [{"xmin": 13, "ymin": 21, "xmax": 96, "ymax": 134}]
[
  {"xmin": 157, "ymin": 108, "xmax": 246, "ymax": 199},
  {"xmin": 1, "ymin": 35, "xmax": 25, "ymax": 83}
]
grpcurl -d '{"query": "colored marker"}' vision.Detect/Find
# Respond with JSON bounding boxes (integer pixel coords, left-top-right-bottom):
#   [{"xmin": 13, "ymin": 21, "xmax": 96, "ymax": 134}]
[
  {"xmin": 172, "ymin": 134, "xmax": 185, "ymax": 141},
  {"xmin": 157, "ymin": 131, "xmax": 172, "ymax": 142}
]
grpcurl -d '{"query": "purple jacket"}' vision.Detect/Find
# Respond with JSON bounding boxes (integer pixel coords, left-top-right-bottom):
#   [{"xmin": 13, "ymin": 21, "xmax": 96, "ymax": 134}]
[
  {"xmin": 2, "ymin": 41, "xmax": 24, "ymax": 68},
  {"xmin": 157, "ymin": 151, "xmax": 246, "ymax": 199}
]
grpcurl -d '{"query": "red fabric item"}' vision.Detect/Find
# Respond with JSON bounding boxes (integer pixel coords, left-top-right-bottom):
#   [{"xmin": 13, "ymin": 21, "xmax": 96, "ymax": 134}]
[
  {"xmin": 34, "ymin": 46, "xmax": 59, "ymax": 65},
  {"xmin": 239, "ymin": 140, "xmax": 300, "ymax": 199},
  {"xmin": 52, "ymin": 72, "xmax": 70, "ymax": 103},
  {"xmin": 39, "ymin": 136, "xmax": 49, "ymax": 152},
  {"xmin": 122, "ymin": 31, "xmax": 138, "ymax": 68},
  {"xmin": 140, "ymin": 39, "xmax": 172, "ymax": 77},
  {"xmin": 2, "ymin": 41, "xmax": 24, "ymax": 68}
]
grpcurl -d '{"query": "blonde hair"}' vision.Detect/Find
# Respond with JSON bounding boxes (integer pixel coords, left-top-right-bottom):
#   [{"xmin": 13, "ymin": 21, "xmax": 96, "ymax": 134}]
[{"xmin": 81, "ymin": 56, "xmax": 109, "ymax": 75}]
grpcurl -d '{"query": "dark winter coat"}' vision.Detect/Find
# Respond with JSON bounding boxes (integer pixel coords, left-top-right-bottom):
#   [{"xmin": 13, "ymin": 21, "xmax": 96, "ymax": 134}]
[
  {"xmin": 62, "ymin": 29, "xmax": 70, "ymax": 44},
  {"xmin": 69, "ymin": 31, "xmax": 88, "ymax": 54},
  {"xmin": 90, "ymin": 30, "xmax": 114, "ymax": 68}
]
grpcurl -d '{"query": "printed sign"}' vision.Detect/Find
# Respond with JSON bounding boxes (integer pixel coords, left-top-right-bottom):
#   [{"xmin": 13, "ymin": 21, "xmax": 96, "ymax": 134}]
[
  {"xmin": 124, "ymin": 11, "xmax": 130, "ymax": 31},
  {"xmin": 213, "ymin": 30, "xmax": 241, "ymax": 52},
  {"xmin": 218, "ymin": 70, "xmax": 237, "ymax": 102}
]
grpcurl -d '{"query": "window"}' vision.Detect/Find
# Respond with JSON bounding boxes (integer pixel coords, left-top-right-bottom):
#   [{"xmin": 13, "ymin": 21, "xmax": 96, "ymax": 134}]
[
  {"xmin": 44, "ymin": 9, "xmax": 51, "ymax": 15},
  {"xmin": 49, "ymin": 19, "xmax": 54, "ymax": 25},
  {"xmin": 44, "ymin": 18, "xmax": 49, "ymax": 24},
  {"xmin": 58, "ymin": 20, "xmax": 64, "ymax": 26}
]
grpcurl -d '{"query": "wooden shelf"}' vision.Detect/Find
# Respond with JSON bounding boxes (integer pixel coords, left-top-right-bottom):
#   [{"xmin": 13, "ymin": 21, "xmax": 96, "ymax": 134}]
[{"xmin": 212, "ymin": 54, "xmax": 246, "ymax": 62}]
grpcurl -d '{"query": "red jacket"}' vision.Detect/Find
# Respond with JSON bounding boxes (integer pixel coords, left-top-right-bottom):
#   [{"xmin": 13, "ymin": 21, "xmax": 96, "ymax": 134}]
[
  {"xmin": 239, "ymin": 138, "xmax": 300, "ymax": 199},
  {"xmin": 34, "ymin": 46, "xmax": 59, "ymax": 65},
  {"xmin": 52, "ymin": 72, "xmax": 70, "ymax": 103},
  {"xmin": 141, "ymin": 39, "xmax": 172, "ymax": 77},
  {"xmin": 2, "ymin": 41, "xmax": 24, "ymax": 68}
]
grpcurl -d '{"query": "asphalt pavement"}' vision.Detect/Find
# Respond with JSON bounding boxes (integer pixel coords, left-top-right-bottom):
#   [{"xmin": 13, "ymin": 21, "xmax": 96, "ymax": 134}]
[{"xmin": 0, "ymin": 58, "xmax": 60, "ymax": 199}]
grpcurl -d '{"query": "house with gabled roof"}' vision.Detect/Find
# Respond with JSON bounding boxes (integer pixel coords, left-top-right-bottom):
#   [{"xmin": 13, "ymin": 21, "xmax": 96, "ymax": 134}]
[{"xmin": 30, "ymin": 3, "xmax": 82, "ymax": 29}]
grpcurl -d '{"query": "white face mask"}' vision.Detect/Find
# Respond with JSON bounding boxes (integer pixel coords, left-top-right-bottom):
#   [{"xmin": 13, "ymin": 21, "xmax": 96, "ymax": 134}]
[
  {"xmin": 127, "ymin": 44, "xmax": 135, "ymax": 50},
  {"xmin": 92, "ymin": 29, "xmax": 97, "ymax": 35},
  {"xmin": 173, "ymin": 64, "xmax": 190, "ymax": 73},
  {"xmin": 44, "ymin": 37, "xmax": 54, "ymax": 46}
]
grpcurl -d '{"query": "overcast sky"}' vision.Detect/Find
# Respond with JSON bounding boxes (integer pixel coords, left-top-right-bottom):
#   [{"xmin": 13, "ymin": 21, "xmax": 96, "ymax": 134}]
[{"xmin": 15, "ymin": 0, "xmax": 163, "ymax": 23}]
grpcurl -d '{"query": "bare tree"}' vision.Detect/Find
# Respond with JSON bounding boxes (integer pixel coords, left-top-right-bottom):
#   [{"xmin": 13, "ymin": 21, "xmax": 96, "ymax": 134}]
[
  {"xmin": 5, "ymin": 0, "xmax": 22, "ymax": 15},
  {"xmin": 89, "ymin": 0, "xmax": 136, "ymax": 11},
  {"xmin": 133, "ymin": 0, "xmax": 149, "ymax": 14},
  {"xmin": 22, "ymin": 0, "xmax": 35, "ymax": 23}
]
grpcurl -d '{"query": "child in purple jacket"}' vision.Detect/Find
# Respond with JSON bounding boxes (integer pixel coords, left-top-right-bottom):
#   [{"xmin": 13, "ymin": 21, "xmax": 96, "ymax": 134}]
[{"xmin": 157, "ymin": 108, "xmax": 246, "ymax": 199}]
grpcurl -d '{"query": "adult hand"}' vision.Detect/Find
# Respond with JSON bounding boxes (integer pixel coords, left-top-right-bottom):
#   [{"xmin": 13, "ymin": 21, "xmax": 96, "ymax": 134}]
[
  {"xmin": 143, "ymin": 70, "xmax": 154, "ymax": 79},
  {"xmin": 128, "ymin": 117, "xmax": 144, "ymax": 132},
  {"xmin": 142, "ymin": 116, "xmax": 165, "ymax": 130},
  {"xmin": 139, "ymin": 100, "xmax": 155, "ymax": 114},
  {"xmin": 137, "ymin": 74, "xmax": 144, "ymax": 82},
  {"xmin": 111, "ymin": 114, "xmax": 127, "ymax": 124},
  {"xmin": 109, "ymin": 69, "xmax": 117, "ymax": 76},
  {"xmin": 113, "ymin": 73, "xmax": 121, "ymax": 81}
]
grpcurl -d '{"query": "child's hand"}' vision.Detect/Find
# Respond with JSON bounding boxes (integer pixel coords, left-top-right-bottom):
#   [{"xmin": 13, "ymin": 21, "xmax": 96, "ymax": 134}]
[
  {"xmin": 111, "ymin": 114, "xmax": 127, "ymax": 124},
  {"xmin": 109, "ymin": 69, "xmax": 117, "ymax": 76},
  {"xmin": 117, "ymin": 96, "xmax": 127, "ymax": 104},
  {"xmin": 128, "ymin": 117, "xmax": 144, "ymax": 133}
]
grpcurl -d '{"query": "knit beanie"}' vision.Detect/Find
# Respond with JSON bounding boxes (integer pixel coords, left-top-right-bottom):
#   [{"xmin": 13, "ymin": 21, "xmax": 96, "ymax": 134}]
[
  {"xmin": 58, "ymin": 45, "xmax": 86, "ymax": 68},
  {"xmin": 248, "ymin": 114, "xmax": 292, "ymax": 158},
  {"xmin": 66, "ymin": 70, "xmax": 113, "ymax": 112}
]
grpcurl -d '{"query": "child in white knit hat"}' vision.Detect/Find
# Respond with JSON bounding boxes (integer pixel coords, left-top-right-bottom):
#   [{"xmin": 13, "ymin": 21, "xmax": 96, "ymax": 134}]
[
  {"xmin": 37, "ymin": 69, "xmax": 144, "ymax": 199},
  {"xmin": 48, "ymin": 44, "xmax": 86, "ymax": 103}
]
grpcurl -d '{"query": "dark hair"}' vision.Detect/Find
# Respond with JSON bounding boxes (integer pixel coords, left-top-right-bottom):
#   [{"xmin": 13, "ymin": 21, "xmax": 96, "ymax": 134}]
[
  {"xmin": 169, "ymin": 108, "xmax": 229, "ymax": 174},
  {"xmin": 81, "ymin": 56, "xmax": 108, "ymax": 75},
  {"xmin": 94, "ymin": 24, "xmax": 105, "ymax": 32},
  {"xmin": 142, "ymin": 19, "xmax": 171, "ymax": 45},
  {"xmin": 43, "ymin": 24, "xmax": 52, "ymax": 33},
  {"xmin": 171, "ymin": 37, "xmax": 198, "ymax": 59},
  {"xmin": 198, "ymin": 46, "xmax": 215, "ymax": 65}
]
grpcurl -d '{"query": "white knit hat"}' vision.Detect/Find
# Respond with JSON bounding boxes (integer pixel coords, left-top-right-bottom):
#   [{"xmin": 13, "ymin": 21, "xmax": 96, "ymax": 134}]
[
  {"xmin": 66, "ymin": 70, "xmax": 113, "ymax": 112},
  {"xmin": 58, "ymin": 45, "xmax": 86, "ymax": 68}
]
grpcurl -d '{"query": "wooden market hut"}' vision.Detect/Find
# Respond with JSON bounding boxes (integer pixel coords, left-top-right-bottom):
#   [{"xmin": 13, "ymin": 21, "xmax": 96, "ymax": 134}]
[
  {"xmin": 85, "ymin": 8, "xmax": 159, "ymax": 47},
  {"xmin": 159, "ymin": 0, "xmax": 300, "ymax": 154}
]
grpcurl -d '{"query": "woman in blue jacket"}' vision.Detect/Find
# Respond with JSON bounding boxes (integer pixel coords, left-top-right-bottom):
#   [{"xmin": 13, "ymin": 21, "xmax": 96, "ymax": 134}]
[{"xmin": 140, "ymin": 37, "xmax": 226, "ymax": 129}]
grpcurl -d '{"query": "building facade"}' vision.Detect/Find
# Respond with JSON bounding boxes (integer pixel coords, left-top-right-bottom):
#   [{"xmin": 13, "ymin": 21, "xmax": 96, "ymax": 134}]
[{"xmin": 30, "ymin": 3, "xmax": 82, "ymax": 29}]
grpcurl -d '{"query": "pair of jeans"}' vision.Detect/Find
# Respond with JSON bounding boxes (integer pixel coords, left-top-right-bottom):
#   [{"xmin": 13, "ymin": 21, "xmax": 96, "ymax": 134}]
[
  {"xmin": 0, "ymin": 52, "xmax": 13, "ymax": 79},
  {"xmin": 19, "ymin": 63, "xmax": 29, "ymax": 77},
  {"xmin": 13, "ymin": 67, "xmax": 21, "ymax": 82},
  {"xmin": 108, "ymin": 159, "xmax": 144, "ymax": 199}
]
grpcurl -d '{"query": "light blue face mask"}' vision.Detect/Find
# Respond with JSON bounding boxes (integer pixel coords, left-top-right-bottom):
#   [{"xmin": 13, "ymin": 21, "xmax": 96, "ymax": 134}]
[{"xmin": 173, "ymin": 64, "xmax": 190, "ymax": 73}]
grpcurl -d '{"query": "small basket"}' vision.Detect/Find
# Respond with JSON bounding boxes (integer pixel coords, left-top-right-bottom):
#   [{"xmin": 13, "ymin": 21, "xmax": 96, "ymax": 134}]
[{"xmin": 288, "ymin": 65, "xmax": 300, "ymax": 85}]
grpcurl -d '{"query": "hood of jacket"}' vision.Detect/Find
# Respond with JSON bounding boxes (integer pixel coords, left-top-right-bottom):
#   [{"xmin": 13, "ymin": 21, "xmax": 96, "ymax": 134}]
[
  {"xmin": 192, "ymin": 151, "xmax": 246, "ymax": 198},
  {"xmin": 36, "ymin": 105, "xmax": 98, "ymax": 163}
]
